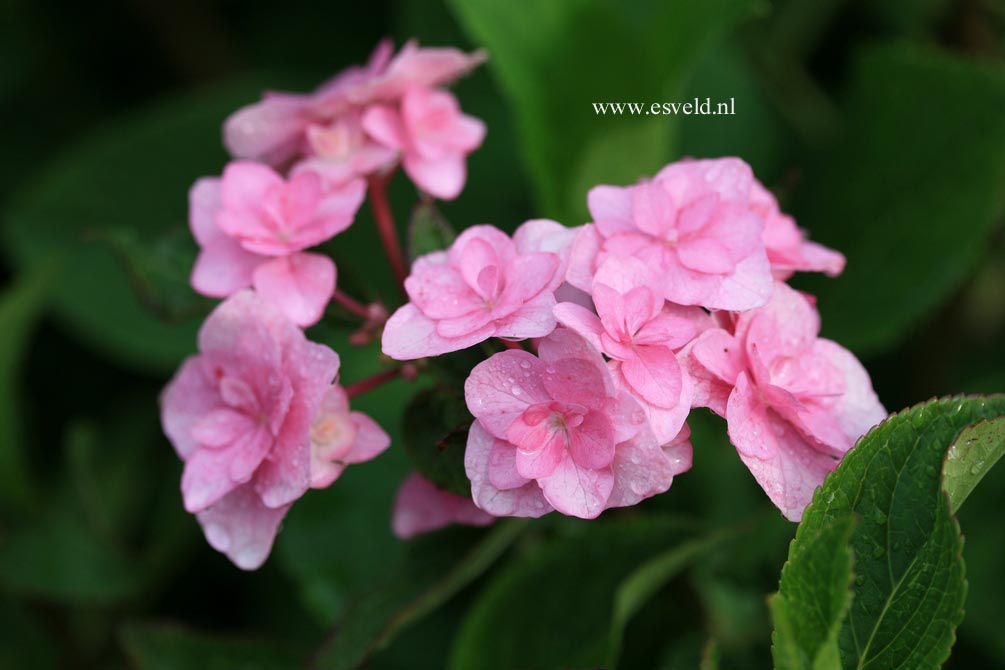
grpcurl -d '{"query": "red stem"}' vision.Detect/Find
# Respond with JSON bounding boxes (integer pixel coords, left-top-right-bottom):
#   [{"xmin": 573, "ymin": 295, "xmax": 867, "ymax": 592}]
[
  {"xmin": 368, "ymin": 173, "xmax": 408, "ymax": 290},
  {"xmin": 344, "ymin": 366, "xmax": 406, "ymax": 399},
  {"xmin": 331, "ymin": 287, "xmax": 372, "ymax": 320}
]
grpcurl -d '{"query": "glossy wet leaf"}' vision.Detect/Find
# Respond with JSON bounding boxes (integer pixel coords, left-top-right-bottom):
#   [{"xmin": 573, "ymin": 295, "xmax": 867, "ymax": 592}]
[{"xmin": 772, "ymin": 395, "xmax": 1005, "ymax": 669}]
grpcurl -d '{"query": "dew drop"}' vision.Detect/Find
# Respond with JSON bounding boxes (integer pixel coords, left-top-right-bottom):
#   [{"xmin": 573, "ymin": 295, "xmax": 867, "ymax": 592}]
[
  {"xmin": 872, "ymin": 509, "xmax": 887, "ymax": 524},
  {"xmin": 519, "ymin": 361, "xmax": 531, "ymax": 370},
  {"xmin": 855, "ymin": 575, "xmax": 865, "ymax": 586},
  {"xmin": 511, "ymin": 386, "xmax": 523, "ymax": 396},
  {"xmin": 910, "ymin": 409, "xmax": 927, "ymax": 428},
  {"xmin": 873, "ymin": 545, "xmax": 886, "ymax": 558}
]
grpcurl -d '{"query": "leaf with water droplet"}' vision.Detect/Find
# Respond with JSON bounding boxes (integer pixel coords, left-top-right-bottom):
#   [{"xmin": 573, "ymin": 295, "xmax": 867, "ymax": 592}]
[
  {"xmin": 771, "ymin": 395, "xmax": 1005, "ymax": 670},
  {"xmin": 943, "ymin": 417, "xmax": 1005, "ymax": 513}
]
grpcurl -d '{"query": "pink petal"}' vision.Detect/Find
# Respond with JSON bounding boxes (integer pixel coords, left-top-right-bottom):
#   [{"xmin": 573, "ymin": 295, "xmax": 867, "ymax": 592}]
[
  {"xmin": 190, "ymin": 237, "xmax": 263, "ymax": 298},
  {"xmin": 676, "ymin": 237, "xmax": 735, "ymax": 274},
  {"xmin": 219, "ymin": 161, "xmax": 284, "ymax": 216},
  {"xmin": 465, "ymin": 421, "xmax": 552, "ymax": 517},
  {"xmin": 252, "ymin": 252, "xmax": 336, "ymax": 327},
  {"xmin": 497, "ymin": 252, "xmax": 560, "ymax": 310},
  {"xmin": 569, "ymin": 410, "xmax": 615, "ymax": 470},
  {"xmin": 812, "ymin": 339, "xmax": 887, "ymax": 446},
  {"xmin": 588, "ymin": 185, "xmax": 635, "ymax": 237},
  {"xmin": 565, "ymin": 224, "xmax": 602, "ymax": 291},
  {"xmin": 464, "ymin": 350, "xmax": 551, "ymax": 437},
  {"xmin": 391, "ymin": 472, "xmax": 494, "ymax": 539},
  {"xmin": 361, "ymin": 104, "xmax": 408, "ymax": 150},
  {"xmin": 299, "ymin": 177, "xmax": 366, "ymax": 246},
  {"xmin": 726, "ymin": 372, "xmax": 840, "ymax": 521},
  {"xmin": 738, "ymin": 281, "xmax": 818, "ymax": 368},
  {"xmin": 493, "ymin": 291, "xmax": 558, "ymax": 339},
  {"xmin": 541, "ymin": 357, "xmax": 610, "ymax": 408},
  {"xmin": 189, "ymin": 177, "xmax": 223, "ymax": 245},
  {"xmin": 223, "ymin": 97, "xmax": 310, "ymax": 165},
  {"xmin": 537, "ymin": 452, "xmax": 614, "ymax": 519},
  {"xmin": 403, "ymin": 151, "xmax": 466, "ymax": 200},
  {"xmin": 488, "ymin": 438, "xmax": 532, "ymax": 490},
  {"xmin": 196, "ymin": 483, "xmax": 291, "ymax": 570},
  {"xmin": 181, "ymin": 425, "xmax": 271, "ymax": 512},
  {"xmin": 382, "ymin": 303, "xmax": 494, "ymax": 359},
  {"xmin": 190, "ymin": 408, "xmax": 256, "ymax": 448},
  {"xmin": 345, "ymin": 411, "xmax": 392, "ymax": 463},
  {"xmin": 620, "ymin": 345, "xmax": 683, "ymax": 409},
  {"xmin": 404, "ymin": 252, "xmax": 483, "ymax": 319},
  {"xmin": 553, "ymin": 302, "xmax": 604, "ymax": 351},
  {"xmin": 512, "ymin": 219, "xmax": 576, "ymax": 262},
  {"xmin": 607, "ymin": 433, "xmax": 678, "ymax": 509},
  {"xmin": 160, "ymin": 357, "xmax": 223, "ymax": 460},
  {"xmin": 633, "ymin": 309, "xmax": 699, "ymax": 350},
  {"xmin": 513, "ymin": 427, "xmax": 567, "ymax": 479},
  {"xmin": 630, "ymin": 181, "xmax": 677, "ymax": 238}
]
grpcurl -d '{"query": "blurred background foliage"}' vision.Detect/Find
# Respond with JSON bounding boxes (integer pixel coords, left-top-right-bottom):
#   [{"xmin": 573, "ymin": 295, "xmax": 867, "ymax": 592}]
[{"xmin": 1, "ymin": 0, "xmax": 1003, "ymax": 667}]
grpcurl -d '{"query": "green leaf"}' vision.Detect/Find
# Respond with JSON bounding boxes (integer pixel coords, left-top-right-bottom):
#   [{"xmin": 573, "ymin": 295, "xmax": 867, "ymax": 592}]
[
  {"xmin": 120, "ymin": 623, "xmax": 303, "ymax": 670},
  {"xmin": 770, "ymin": 515, "xmax": 856, "ymax": 670},
  {"xmin": 773, "ymin": 395, "xmax": 1005, "ymax": 669},
  {"xmin": 0, "ymin": 262, "xmax": 57, "ymax": 512},
  {"xmin": 943, "ymin": 417, "xmax": 1005, "ymax": 513},
  {"xmin": 2, "ymin": 78, "xmax": 283, "ymax": 372},
  {"xmin": 407, "ymin": 200, "xmax": 456, "ymax": 262},
  {"xmin": 608, "ymin": 531, "xmax": 735, "ymax": 669},
  {"xmin": 448, "ymin": 517, "xmax": 696, "ymax": 670},
  {"xmin": 794, "ymin": 45, "xmax": 1005, "ymax": 354},
  {"xmin": 313, "ymin": 519, "xmax": 527, "ymax": 670},
  {"xmin": 446, "ymin": 0, "xmax": 760, "ymax": 223},
  {"xmin": 402, "ymin": 387, "xmax": 472, "ymax": 496}
]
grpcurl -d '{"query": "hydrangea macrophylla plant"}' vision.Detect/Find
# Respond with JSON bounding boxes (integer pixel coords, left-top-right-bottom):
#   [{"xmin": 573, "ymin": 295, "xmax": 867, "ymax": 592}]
[
  {"xmin": 569, "ymin": 157, "xmax": 774, "ymax": 311},
  {"xmin": 162, "ymin": 39, "xmax": 888, "ymax": 569},
  {"xmin": 223, "ymin": 39, "xmax": 485, "ymax": 195},
  {"xmin": 381, "ymin": 220, "xmax": 567, "ymax": 359},
  {"xmin": 189, "ymin": 161, "xmax": 365, "ymax": 326},
  {"xmin": 463, "ymin": 328, "xmax": 693, "ymax": 518},
  {"xmin": 555, "ymin": 255, "xmax": 705, "ymax": 443},
  {"xmin": 160, "ymin": 292, "xmax": 336, "ymax": 568},
  {"xmin": 681, "ymin": 282, "xmax": 886, "ymax": 520}
]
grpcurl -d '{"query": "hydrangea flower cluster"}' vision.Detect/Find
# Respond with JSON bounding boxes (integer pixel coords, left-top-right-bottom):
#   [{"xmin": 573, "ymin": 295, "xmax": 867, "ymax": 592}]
[
  {"xmin": 161, "ymin": 41, "xmax": 886, "ymax": 570},
  {"xmin": 382, "ymin": 156, "xmax": 885, "ymax": 523}
]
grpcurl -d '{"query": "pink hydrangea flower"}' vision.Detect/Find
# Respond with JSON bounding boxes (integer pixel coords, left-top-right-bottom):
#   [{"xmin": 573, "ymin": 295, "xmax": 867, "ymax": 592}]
[
  {"xmin": 189, "ymin": 161, "xmax": 365, "ymax": 326},
  {"xmin": 391, "ymin": 472, "xmax": 494, "ymax": 539},
  {"xmin": 568, "ymin": 157, "xmax": 773, "ymax": 311},
  {"xmin": 308, "ymin": 385, "xmax": 391, "ymax": 490},
  {"xmin": 681, "ymin": 282, "xmax": 886, "ymax": 520},
  {"xmin": 160, "ymin": 291, "xmax": 340, "ymax": 569},
  {"xmin": 554, "ymin": 256, "xmax": 703, "ymax": 443},
  {"xmin": 750, "ymin": 180, "xmax": 845, "ymax": 280},
  {"xmin": 463, "ymin": 328, "xmax": 691, "ymax": 519},
  {"xmin": 362, "ymin": 87, "xmax": 486, "ymax": 199},
  {"xmin": 223, "ymin": 39, "xmax": 484, "ymax": 167},
  {"xmin": 291, "ymin": 109, "xmax": 398, "ymax": 187},
  {"xmin": 382, "ymin": 221, "xmax": 567, "ymax": 359}
]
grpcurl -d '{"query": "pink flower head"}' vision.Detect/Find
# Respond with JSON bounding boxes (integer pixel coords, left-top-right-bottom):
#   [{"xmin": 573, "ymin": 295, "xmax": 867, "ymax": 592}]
[
  {"xmin": 382, "ymin": 221, "xmax": 566, "ymax": 360},
  {"xmin": 362, "ymin": 87, "xmax": 486, "ymax": 199},
  {"xmin": 464, "ymin": 328, "xmax": 692, "ymax": 519},
  {"xmin": 308, "ymin": 385, "xmax": 391, "ymax": 490},
  {"xmin": 554, "ymin": 256, "xmax": 703, "ymax": 443},
  {"xmin": 681, "ymin": 282, "xmax": 887, "ymax": 520},
  {"xmin": 391, "ymin": 472, "xmax": 494, "ymax": 539},
  {"xmin": 188, "ymin": 161, "xmax": 365, "ymax": 326},
  {"xmin": 749, "ymin": 180, "xmax": 845, "ymax": 280},
  {"xmin": 568, "ymin": 157, "xmax": 773, "ymax": 311},
  {"xmin": 159, "ymin": 291, "xmax": 340, "ymax": 569},
  {"xmin": 223, "ymin": 39, "xmax": 484, "ymax": 167}
]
